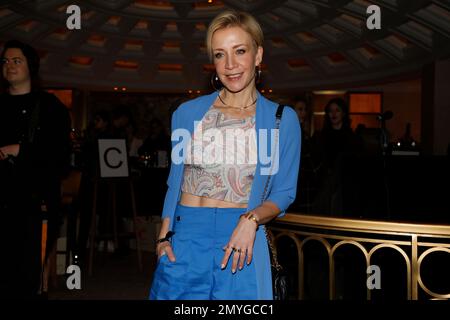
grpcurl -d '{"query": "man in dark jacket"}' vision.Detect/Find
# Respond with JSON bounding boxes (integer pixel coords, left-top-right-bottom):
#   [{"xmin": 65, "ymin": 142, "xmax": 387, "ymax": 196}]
[{"xmin": 0, "ymin": 40, "xmax": 71, "ymax": 299}]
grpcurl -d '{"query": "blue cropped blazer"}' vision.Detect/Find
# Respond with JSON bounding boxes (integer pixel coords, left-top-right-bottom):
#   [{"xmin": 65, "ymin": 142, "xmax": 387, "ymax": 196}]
[{"xmin": 160, "ymin": 90, "xmax": 301, "ymax": 299}]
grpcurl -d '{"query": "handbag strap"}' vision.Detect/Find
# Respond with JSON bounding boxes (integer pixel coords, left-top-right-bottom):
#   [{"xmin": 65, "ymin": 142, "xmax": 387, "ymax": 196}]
[{"xmin": 261, "ymin": 104, "xmax": 285, "ymax": 272}]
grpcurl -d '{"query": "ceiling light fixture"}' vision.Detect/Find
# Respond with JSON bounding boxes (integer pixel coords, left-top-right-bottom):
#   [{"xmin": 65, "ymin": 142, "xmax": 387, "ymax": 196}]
[{"xmin": 313, "ymin": 90, "xmax": 347, "ymax": 95}]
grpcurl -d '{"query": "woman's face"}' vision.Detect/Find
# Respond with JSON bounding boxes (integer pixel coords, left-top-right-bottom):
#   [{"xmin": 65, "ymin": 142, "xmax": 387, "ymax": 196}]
[
  {"xmin": 327, "ymin": 103, "xmax": 344, "ymax": 128},
  {"xmin": 211, "ymin": 26, "xmax": 263, "ymax": 93}
]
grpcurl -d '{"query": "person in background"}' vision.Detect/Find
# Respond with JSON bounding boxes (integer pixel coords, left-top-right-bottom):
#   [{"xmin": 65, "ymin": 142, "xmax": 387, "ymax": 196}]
[
  {"xmin": 138, "ymin": 118, "xmax": 171, "ymax": 167},
  {"xmin": 76, "ymin": 110, "xmax": 112, "ymax": 262},
  {"xmin": 111, "ymin": 106, "xmax": 143, "ymax": 158},
  {"xmin": 82, "ymin": 110, "xmax": 113, "ymax": 175},
  {"xmin": 290, "ymin": 96, "xmax": 314, "ymax": 213},
  {"xmin": 108, "ymin": 106, "xmax": 143, "ymax": 254},
  {"xmin": 149, "ymin": 10, "xmax": 301, "ymax": 300},
  {"xmin": 0, "ymin": 40, "xmax": 71, "ymax": 299},
  {"xmin": 293, "ymin": 96, "xmax": 312, "ymax": 142},
  {"xmin": 311, "ymin": 97, "xmax": 364, "ymax": 216}
]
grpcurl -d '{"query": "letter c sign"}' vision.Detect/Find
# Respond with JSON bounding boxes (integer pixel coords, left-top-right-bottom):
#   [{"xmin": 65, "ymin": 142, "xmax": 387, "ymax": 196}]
[
  {"xmin": 98, "ymin": 139, "xmax": 129, "ymax": 177},
  {"xmin": 104, "ymin": 147, "xmax": 123, "ymax": 169}
]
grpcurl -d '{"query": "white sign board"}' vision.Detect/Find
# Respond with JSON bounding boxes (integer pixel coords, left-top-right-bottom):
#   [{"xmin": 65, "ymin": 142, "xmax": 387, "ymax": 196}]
[{"xmin": 98, "ymin": 139, "xmax": 129, "ymax": 178}]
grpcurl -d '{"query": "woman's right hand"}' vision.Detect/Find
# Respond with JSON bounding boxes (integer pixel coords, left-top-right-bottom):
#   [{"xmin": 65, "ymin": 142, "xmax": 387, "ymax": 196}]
[{"xmin": 157, "ymin": 242, "xmax": 176, "ymax": 263}]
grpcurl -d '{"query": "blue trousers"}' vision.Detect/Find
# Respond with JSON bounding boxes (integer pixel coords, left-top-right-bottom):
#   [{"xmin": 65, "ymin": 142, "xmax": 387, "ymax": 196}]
[{"xmin": 149, "ymin": 204, "xmax": 258, "ymax": 300}]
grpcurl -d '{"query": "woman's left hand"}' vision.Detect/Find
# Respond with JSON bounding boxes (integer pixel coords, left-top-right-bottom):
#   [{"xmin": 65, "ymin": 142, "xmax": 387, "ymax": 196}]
[{"xmin": 221, "ymin": 214, "xmax": 258, "ymax": 273}]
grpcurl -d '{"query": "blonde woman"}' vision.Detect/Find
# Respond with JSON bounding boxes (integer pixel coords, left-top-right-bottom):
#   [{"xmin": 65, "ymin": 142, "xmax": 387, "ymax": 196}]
[{"xmin": 150, "ymin": 10, "xmax": 301, "ymax": 300}]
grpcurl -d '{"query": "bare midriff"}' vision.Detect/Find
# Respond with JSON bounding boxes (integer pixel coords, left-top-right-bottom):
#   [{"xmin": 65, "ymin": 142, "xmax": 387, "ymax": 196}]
[{"xmin": 179, "ymin": 192, "xmax": 248, "ymax": 208}]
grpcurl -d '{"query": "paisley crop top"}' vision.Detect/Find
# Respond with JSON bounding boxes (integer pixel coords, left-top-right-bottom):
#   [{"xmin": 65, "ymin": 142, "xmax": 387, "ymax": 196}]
[{"xmin": 181, "ymin": 106, "xmax": 257, "ymax": 203}]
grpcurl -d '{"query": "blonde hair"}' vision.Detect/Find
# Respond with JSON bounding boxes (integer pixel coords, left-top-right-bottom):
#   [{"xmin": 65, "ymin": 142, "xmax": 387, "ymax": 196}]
[{"xmin": 206, "ymin": 10, "xmax": 264, "ymax": 61}]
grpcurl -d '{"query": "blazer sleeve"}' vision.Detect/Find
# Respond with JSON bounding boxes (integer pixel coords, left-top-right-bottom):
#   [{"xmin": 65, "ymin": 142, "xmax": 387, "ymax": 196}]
[
  {"xmin": 161, "ymin": 108, "xmax": 180, "ymax": 223},
  {"xmin": 266, "ymin": 106, "xmax": 302, "ymax": 217}
]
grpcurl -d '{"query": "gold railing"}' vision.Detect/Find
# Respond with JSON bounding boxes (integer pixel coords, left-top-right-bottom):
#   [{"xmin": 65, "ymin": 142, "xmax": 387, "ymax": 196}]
[{"xmin": 269, "ymin": 214, "xmax": 450, "ymax": 300}]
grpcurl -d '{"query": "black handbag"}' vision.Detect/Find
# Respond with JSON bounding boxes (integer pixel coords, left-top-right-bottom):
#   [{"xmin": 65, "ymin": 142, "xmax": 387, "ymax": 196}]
[
  {"xmin": 266, "ymin": 228, "xmax": 288, "ymax": 300},
  {"xmin": 260, "ymin": 104, "xmax": 289, "ymax": 300}
]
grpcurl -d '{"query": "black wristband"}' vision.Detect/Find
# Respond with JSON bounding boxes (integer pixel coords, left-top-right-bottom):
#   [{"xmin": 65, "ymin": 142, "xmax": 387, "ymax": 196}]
[{"xmin": 156, "ymin": 231, "xmax": 175, "ymax": 244}]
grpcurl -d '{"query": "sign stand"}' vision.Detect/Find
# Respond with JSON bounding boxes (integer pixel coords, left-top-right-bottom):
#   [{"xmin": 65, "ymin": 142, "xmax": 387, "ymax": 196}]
[{"xmin": 87, "ymin": 139, "xmax": 143, "ymax": 275}]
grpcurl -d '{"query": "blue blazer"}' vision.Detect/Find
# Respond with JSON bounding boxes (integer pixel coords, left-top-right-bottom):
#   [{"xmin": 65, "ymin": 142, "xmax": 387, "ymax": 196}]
[{"xmin": 161, "ymin": 90, "xmax": 301, "ymax": 299}]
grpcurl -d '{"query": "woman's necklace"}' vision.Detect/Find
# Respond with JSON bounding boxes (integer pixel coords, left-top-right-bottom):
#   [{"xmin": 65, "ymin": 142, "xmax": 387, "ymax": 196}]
[{"xmin": 218, "ymin": 90, "xmax": 257, "ymax": 110}]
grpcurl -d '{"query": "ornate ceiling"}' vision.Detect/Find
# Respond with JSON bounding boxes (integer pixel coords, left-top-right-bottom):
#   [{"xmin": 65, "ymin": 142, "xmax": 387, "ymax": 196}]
[{"xmin": 1, "ymin": 0, "xmax": 449, "ymax": 92}]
